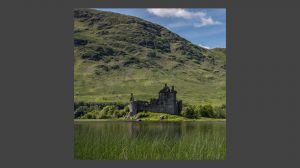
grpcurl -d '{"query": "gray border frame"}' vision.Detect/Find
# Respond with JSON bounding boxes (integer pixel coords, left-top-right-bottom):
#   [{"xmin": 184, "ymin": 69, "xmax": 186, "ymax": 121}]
[{"xmin": 1, "ymin": 0, "xmax": 300, "ymax": 167}]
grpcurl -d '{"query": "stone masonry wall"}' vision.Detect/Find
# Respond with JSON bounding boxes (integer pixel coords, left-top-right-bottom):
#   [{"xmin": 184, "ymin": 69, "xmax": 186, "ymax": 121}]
[{"xmin": 128, "ymin": 84, "xmax": 182, "ymax": 115}]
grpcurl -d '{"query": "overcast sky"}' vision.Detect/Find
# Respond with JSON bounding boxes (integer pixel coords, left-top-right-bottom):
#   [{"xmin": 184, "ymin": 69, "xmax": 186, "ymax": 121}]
[{"xmin": 96, "ymin": 8, "xmax": 226, "ymax": 49}]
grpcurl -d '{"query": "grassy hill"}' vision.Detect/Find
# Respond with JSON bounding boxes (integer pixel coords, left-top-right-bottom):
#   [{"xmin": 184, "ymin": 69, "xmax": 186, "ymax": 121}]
[{"xmin": 74, "ymin": 8, "xmax": 226, "ymax": 106}]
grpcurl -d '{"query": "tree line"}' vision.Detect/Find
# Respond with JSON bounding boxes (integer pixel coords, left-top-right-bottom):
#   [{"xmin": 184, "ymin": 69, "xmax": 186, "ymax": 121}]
[
  {"xmin": 74, "ymin": 101, "xmax": 226, "ymax": 119},
  {"xmin": 181, "ymin": 104, "xmax": 226, "ymax": 119},
  {"xmin": 74, "ymin": 101, "xmax": 128, "ymax": 119}
]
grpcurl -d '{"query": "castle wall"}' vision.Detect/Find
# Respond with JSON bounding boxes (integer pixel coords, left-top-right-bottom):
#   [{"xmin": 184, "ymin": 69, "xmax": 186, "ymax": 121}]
[
  {"xmin": 134, "ymin": 92, "xmax": 180, "ymax": 115},
  {"xmin": 128, "ymin": 84, "xmax": 182, "ymax": 115}
]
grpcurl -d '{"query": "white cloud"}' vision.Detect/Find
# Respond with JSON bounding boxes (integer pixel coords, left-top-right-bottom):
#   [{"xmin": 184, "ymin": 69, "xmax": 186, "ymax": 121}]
[
  {"xmin": 146, "ymin": 8, "xmax": 205, "ymax": 19},
  {"xmin": 146, "ymin": 8, "xmax": 221, "ymax": 28},
  {"xmin": 198, "ymin": 43, "xmax": 210, "ymax": 49},
  {"xmin": 194, "ymin": 17, "xmax": 221, "ymax": 28},
  {"xmin": 167, "ymin": 22, "xmax": 188, "ymax": 28}
]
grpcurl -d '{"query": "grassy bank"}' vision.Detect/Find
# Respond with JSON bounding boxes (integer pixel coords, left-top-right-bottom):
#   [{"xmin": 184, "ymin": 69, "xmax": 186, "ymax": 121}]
[
  {"xmin": 74, "ymin": 118, "xmax": 226, "ymax": 122},
  {"xmin": 74, "ymin": 112, "xmax": 226, "ymax": 122}
]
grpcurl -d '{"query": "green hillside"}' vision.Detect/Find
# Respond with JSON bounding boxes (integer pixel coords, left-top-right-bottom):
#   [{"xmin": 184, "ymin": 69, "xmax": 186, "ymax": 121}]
[{"xmin": 74, "ymin": 8, "xmax": 226, "ymax": 106}]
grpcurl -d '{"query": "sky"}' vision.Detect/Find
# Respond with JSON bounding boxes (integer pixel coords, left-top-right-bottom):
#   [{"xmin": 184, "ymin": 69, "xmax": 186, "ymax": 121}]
[{"xmin": 96, "ymin": 8, "xmax": 226, "ymax": 49}]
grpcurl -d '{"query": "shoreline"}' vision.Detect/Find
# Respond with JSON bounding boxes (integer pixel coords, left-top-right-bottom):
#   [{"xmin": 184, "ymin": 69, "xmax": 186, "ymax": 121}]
[{"xmin": 74, "ymin": 118, "xmax": 226, "ymax": 122}]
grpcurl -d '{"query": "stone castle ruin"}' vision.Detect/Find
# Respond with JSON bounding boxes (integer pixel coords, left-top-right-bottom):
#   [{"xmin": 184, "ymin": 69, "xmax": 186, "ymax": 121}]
[{"xmin": 128, "ymin": 84, "xmax": 182, "ymax": 116}]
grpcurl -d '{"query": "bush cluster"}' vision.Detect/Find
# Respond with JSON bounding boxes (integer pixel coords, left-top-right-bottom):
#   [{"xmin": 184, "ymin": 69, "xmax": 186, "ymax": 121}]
[
  {"xmin": 74, "ymin": 102, "xmax": 128, "ymax": 119},
  {"xmin": 181, "ymin": 104, "xmax": 226, "ymax": 119},
  {"xmin": 74, "ymin": 101, "xmax": 226, "ymax": 120},
  {"xmin": 78, "ymin": 105, "xmax": 130, "ymax": 119}
]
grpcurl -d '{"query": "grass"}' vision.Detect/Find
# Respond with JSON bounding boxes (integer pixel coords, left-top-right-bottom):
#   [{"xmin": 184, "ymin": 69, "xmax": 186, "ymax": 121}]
[
  {"xmin": 127, "ymin": 112, "xmax": 225, "ymax": 122},
  {"xmin": 73, "ymin": 9, "xmax": 226, "ymax": 106},
  {"xmin": 74, "ymin": 121, "xmax": 226, "ymax": 160},
  {"xmin": 74, "ymin": 118, "xmax": 226, "ymax": 122},
  {"xmin": 75, "ymin": 112, "xmax": 226, "ymax": 122},
  {"xmin": 74, "ymin": 57, "xmax": 226, "ymax": 105},
  {"xmin": 133, "ymin": 117, "xmax": 225, "ymax": 122}
]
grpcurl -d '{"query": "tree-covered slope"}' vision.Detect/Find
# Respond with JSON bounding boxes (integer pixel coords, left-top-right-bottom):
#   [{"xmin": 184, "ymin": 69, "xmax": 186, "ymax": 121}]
[{"xmin": 74, "ymin": 8, "xmax": 226, "ymax": 105}]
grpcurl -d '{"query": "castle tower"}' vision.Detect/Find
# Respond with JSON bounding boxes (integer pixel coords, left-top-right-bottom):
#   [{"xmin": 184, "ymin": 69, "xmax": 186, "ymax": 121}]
[
  {"xmin": 158, "ymin": 84, "xmax": 178, "ymax": 114},
  {"xmin": 168, "ymin": 85, "xmax": 178, "ymax": 114},
  {"xmin": 128, "ymin": 93, "xmax": 137, "ymax": 116}
]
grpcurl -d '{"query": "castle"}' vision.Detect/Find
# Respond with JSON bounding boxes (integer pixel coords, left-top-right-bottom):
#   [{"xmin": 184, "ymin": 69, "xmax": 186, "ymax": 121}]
[{"xmin": 128, "ymin": 84, "xmax": 182, "ymax": 116}]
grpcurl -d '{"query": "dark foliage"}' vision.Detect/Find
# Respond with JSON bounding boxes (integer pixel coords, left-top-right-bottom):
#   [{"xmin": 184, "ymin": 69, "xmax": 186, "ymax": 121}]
[
  {"xmin": 123, "ymin": 57, "xmax": 140, "ymax": 66},
  {"xmin": 181, "ymin": 104, "xmax": 226, "ymax": 119},
  {"xmin": 74, "ymin": 38, "xmax": 88, "ymax": 46},
  {"xmin": 80, "ymin": 50, "xmax": 102, "ymax": 61}
]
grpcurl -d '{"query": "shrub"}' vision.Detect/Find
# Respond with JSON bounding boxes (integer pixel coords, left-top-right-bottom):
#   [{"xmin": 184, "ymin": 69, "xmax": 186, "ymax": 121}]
[
  {"xmin": 96, "ymin": 46, "xmax": 115, "ymax": 56},
  {"xmin": 74, "ymin": 103, "xmax": 128, "ymax": 119},
  {"xmin": 100, "ymin": 106, "xmax": 115, "ymax": 114},
  {"xmin": 86, "ymin": 113, "xmax": 96, "ymax": 119},
  {"xmin": 74, "ymin": 38, "xmax": 88, "ymax": 46},
  {"xmin": 74, "ymin": 106, "xmax": 90, "ymax": 118},
  {"xmin": 81, "ymin": 50, "xmax": 102, "ymax": 61},
  {"xmin": 80, "ymin": 112, "xmax": 96, "ymax": 119},
  {"xmin": 99, "ymin": 105, "xmax": 116, "ymax": 118},
  {"xmin": 98, "ymin": 113, "xmax": 109, "ymax": 119},
  {"xmin": 114, "ymin": 109, "xmax": 128, "ymax": 118},
  {"xmin": 199, "ymin": 105, "xmax": 215, "ymax": 118},
  {"xmin": 74, "ymin": 101, "xmax": 85, "ymax": 110},
  {"xmin": 147, "ymin": 51, "xmax": 158, "ymax": 58},
  {"xmin": 182, "ymin": 105, "xmax": 198, "ymax": 119},
  {"xmin": 124, "ymin": 106, "xmax": 129, "ymax": 113},
  {"xmin": 214, "ymin": 104, "xmax": 226, "ymax": 118}
]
